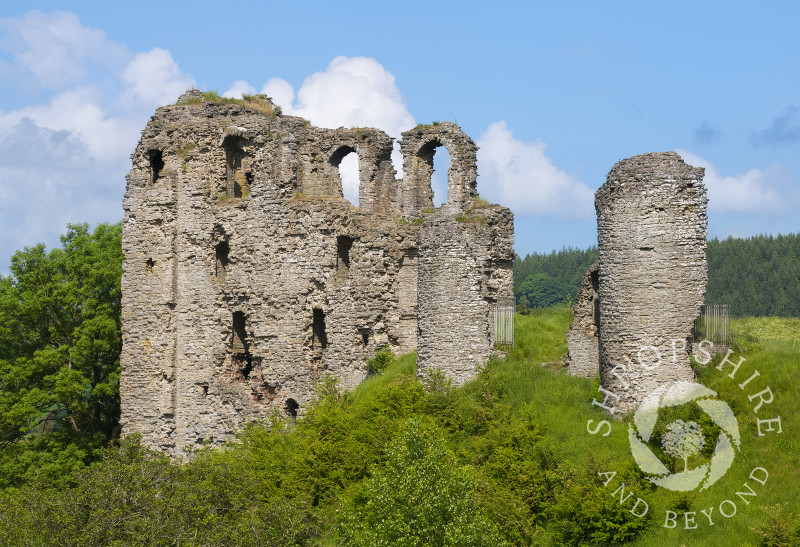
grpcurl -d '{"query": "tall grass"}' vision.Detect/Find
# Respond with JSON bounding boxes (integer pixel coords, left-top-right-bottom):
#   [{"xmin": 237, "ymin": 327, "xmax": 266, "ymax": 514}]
[{"xmin": 468, "ymin": 309, "xmax": 800, "ymax": 545}]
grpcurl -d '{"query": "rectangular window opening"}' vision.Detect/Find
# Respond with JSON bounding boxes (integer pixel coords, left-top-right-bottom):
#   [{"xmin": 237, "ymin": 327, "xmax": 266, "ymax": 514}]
[
  {"xmin": 149, "ymin": 150, "xmax": 164, "ymax": 184},
  {"xmin": 232, "ymin": 311, "xmax": 249, "ymax": 355},
  {"xmin": 215, "ymin": 241, "xmax": 229, "ymax": 278},
  {"xmin": 312, "ymin": 308, "xmax": 328, "ymax": 349},
  {"xmin": 337, "ymin": 235, "xmax": 353, "ymax": 268}
]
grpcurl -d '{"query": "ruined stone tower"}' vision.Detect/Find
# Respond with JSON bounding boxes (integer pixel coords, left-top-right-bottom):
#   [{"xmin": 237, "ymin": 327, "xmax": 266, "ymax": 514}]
[
  {"xmin": 121, "ymin": 91, "xmax": 513, "ymax": 455},
  {"xmin": 594, "ymin": 152, "xmax": 707, "ymax": 413}
]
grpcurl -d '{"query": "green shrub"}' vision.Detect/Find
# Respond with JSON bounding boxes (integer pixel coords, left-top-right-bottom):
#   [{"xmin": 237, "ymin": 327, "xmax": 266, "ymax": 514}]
[
  {"xmin": 365, "ymin": 346, "xmax": 394, "ymax": 374},
  {"xmin": 753, "ymin": 504, "xmax": 800, "ymax": 547},
  {"xmin": 548, "ymin": 465, "xmax": 650, "ymax": 546},
  {"xmin": 337, "ymin": 417, "xmax": 505, "ymax": 546}
]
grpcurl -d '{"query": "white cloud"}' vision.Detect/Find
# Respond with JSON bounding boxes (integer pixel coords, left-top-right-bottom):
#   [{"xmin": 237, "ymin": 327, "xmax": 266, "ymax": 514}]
[
  {"xmin": 283, "ymin": 56, "xmax": 415, "ymax": 138},
  {"xmin": 1, "ymin": 86, "xmax": 135, "ymax": 162},
  {"xmin": 262, "ymin": 77, "xmax": 295, "ymax": 109},
  {"xmin": 0, "ymin": 118, "xmax": 121, "ymax": 269},
  {"xmin": 477, "ymin": 121, "xmax": 594, "ymax": 218},
  {"xmin": 0, "ymin": 11, "xmax": 193, "ymax": 271},
  {"xmin": 0, "ymin": 10, "xmax": 128, "ymax": 88},
  {"xmin": 121, "ymin": 48, "xmax": 195, "ymax": 106},
  {"xmin": 223, "ymin": 80, "xmax": 256, "ymax": 99},
  {"xmin": 676, "ymin": 149, "xmax": 784, "ymax": 213}
]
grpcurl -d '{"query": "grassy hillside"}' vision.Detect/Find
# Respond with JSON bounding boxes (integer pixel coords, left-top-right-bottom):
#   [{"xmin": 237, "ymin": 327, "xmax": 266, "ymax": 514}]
[{"xmin": 0, "ymin": 308, "xmax": 797, "ymax": 545}]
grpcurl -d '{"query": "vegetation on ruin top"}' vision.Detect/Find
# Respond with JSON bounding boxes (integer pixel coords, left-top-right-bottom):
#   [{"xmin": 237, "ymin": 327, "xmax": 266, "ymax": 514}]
[{"xmin": 175, "ymin": 89, "xmax": 281, "ymax": 119}]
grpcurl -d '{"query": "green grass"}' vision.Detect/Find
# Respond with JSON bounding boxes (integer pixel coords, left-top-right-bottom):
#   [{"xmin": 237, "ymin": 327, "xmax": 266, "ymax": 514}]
[
  {"xmin": 466, "ymin": 308, "xmax": 800, "ymax": 546},
  {"xmin": 175, "ymin": 90, "xmax": 280, "ymax": 118}
]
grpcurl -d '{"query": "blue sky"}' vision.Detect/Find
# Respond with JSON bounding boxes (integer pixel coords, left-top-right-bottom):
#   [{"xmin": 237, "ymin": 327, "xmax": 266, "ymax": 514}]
[{"xmin": 1, "ymin": 2, "xmax": 798, "ymax": 272}]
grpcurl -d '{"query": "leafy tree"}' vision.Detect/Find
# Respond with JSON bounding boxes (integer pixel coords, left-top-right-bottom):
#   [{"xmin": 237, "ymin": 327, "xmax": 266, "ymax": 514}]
[
  {"xmin": 0, "ymin": 223, "xmax": 122, "ymax": 486},
  {"xmin": 338, "ymin": 417, "xmax": 504, "ymax": 546},
  {"xmin": 517, "ymin": 272, "xmax": 576, "ymax": 309}
]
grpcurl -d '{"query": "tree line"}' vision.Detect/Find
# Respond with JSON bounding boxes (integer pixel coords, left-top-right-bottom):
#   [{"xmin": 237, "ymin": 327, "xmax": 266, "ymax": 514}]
[{"xmin": 514, "ymin": 233, "xmax": 800, "ymax": 317}]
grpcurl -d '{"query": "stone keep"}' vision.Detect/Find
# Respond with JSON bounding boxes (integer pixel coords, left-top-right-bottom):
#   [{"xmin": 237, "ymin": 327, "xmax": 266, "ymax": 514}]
[
  {"xmin": 595, "ymin": 152, "xmax": 707, "ymax": 413},
  {"xmin": 121, "ymin": 91, "xmax": 514, "ymax": 456}
]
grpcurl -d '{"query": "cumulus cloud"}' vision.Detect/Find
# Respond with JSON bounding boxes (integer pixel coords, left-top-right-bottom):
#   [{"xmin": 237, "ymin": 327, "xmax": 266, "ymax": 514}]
[
  {"xmin": 0, "ymin": 118, "xmax": 121, "ymax": 263},
  {"xmin": 121, "ymin": 48, "xmax": 195, "ymax": 106},
  {"xmin": 262, "ymin": 57, "xmax": 416, "ymax": 203},
  {"xmin": 477, "ymin": 121, "xmax": 594, "ymax": 218},
  {"xmin": 0, "ymin": 10, "xmax": 128, "ymax": 88},
  {"xmin": 751, "ymin": 106, "xmax": 800, "ymax": 147},
  {"xmin": 0, "ymin": 10, "xmax": 193, "ymax": 271},
  {"xmin": 1, "ymin": 87, "xmax": 136, "ymax": 162},
  {"xmin": 223, "ymin": 80, "xmax": 256, "ymax": 99},
  {"xmin": 266, "ymin": 56, "xmax": 415, "ymax": 138},
  {"xmin": 262, "ymin": 77, "xmax": 295, "ymax": 109},
  {"xmin": 677, "ymin": 149, "xmax": 784, "ymax": 213}
]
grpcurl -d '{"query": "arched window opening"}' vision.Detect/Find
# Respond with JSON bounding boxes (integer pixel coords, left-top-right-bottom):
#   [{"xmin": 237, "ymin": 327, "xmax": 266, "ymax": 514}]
[
  {"xmin": 330, "ymin": 146, "xmax": 359, "ymax": 206},
  {"xmin": 312, "ymin": 308, "xmax": 328, "ymax": 349},
  {"xmin": 431, "ymin": 145, "xmax": 450, "ymax": 207},
  {"xmin": 146, "ymin": 258, "xmax": 154, "ymax": 272},
  {"xmin": 416, "ymin": 139, "xmax": 450, "ymax": 208},
  {"xmin": 285, "ymin": 398, "xmax": 299, "ymax": 421},
  {"xmin": 223, "ymin": 136, "xmax": 249, "ymax": 197},
  {"xmin": 148, "ymin": 150, "xmax": 164, "ymax": 184}
]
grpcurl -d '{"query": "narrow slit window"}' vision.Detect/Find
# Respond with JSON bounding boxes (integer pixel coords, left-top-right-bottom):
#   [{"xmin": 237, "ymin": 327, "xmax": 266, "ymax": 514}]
[
  {"xmin": 149, "ymin": 150, "xmax": 164, "ymax": 184},
  {"xmin": 337, "ymin": 235, "xmax": 353, "ymax": 268},
  {"xmin": 312, "ymin": 308, "xmax": 328, "ymax": 349},
  {"xmin": 232, "ymin": 311, "xmax": 249, "ymax": 355},
  {"xmin": 215, "ymin": 241, "xmax": 229, "ymax": 278}
]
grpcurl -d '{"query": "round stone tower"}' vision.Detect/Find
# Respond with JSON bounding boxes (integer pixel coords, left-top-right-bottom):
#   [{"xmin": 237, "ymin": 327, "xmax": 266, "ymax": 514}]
[{"xmin": 595, "ymin": 152, "xmax": 707, "ymax": 413}]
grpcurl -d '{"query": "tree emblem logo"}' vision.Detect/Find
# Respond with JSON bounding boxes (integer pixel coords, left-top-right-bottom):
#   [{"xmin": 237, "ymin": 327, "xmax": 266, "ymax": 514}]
[{"xmin": 628, "ymin": 381, "xmax": 741, "ymax": 491}]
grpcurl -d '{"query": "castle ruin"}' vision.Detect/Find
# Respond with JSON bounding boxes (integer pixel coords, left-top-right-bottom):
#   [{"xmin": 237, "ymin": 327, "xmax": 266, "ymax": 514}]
[
  {"xmin": 566, "ymin": 260, "xmax": 599, "ymax": 377},
  {"xmin": 567, "ymin": 152, "xmax": 708, "ymax": 413},
  {"xmin": 120, "ymin": 91, "xmax": 514, "ymax": 455}
]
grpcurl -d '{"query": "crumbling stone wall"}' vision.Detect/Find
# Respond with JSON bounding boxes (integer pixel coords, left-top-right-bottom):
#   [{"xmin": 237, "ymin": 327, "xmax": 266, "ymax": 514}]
[
  {"xmin": 399, "ymin": 122, "xmax": 478, "ymax": 217},
  {"xmin": 416, "ymin": 208, "xmax": 515, "ymax": 385},
  {"xmin": 594, "ymin": 152, "xmax": 707, "ymax": 413},
  {"xmin": 121, "ymin": 91, "xmax": 513, "ymax": 456},
  {"xmin": 566, "ymin": 261, "xmax": 600, "ymax": 378}
]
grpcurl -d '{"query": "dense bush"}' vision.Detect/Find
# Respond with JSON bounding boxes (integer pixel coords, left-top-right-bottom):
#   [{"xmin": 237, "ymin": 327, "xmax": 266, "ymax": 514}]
[{"xmin": 338, "ymin": 417, "xmax": 504, "ymax": 546}]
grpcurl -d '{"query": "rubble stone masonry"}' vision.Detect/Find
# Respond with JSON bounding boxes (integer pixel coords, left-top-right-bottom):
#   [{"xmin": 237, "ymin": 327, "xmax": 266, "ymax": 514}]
[
  {"xmin": 121, "ymin": 92, "xmax": 513, "ymax": 456},
  {"xmin": 595, "ymin": 152, "xmax": 707, "ymax": 413}
]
